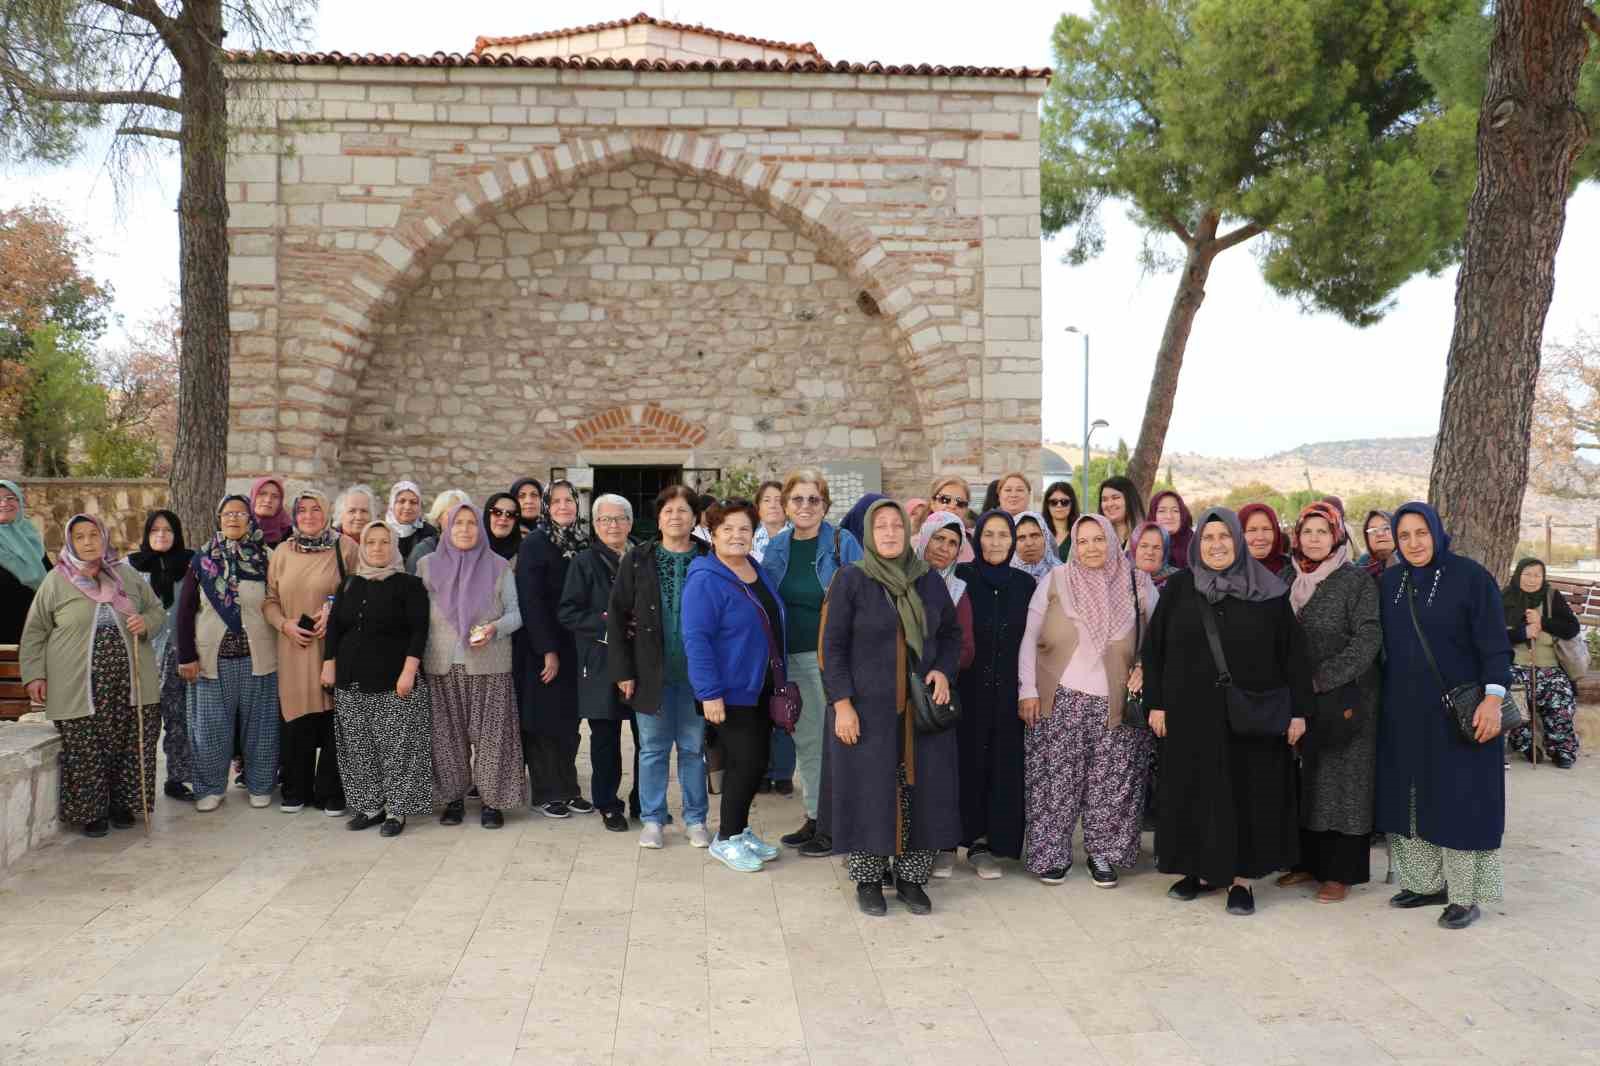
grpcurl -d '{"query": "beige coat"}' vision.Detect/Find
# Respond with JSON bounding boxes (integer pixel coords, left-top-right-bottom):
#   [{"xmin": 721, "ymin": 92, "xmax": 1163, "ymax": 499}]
[
  {"xmin": 19, "ymin": 565, "xmax": 165, "ymax": 722},
  {"xmin": 263, "ymin": 540, "xmax": 356, "ymax": 719},
  {"xmin": 190, "ymin": 578, "xmax": 278, "ymax": 680},
  {"xmin": 1030, "ymin": 570, "xmax": 1154, "ymax": 729}
]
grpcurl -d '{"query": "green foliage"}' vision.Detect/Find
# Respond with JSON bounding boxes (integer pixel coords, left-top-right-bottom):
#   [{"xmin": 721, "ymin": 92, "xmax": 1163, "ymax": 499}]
[
  {"xmin": 1041, "ymin": 0, "xmax": 1483, "ymax": 324},
  {"xmin": 705, "ymin": 465, "xmax": 771, "ymax": 503},
  {"xmin": 77, "ymin": 424, "xmax": 160, "ymax": 478},
  {"xmin": 12, "ymin": 326, "xmax": 104, "ymax": 477}
]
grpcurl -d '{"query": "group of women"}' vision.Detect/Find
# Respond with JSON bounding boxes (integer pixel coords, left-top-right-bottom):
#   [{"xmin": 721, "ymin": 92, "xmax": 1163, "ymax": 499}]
[{"xmin": 4, "ymin": 467, "xmax": 1582, "ymax": 929}]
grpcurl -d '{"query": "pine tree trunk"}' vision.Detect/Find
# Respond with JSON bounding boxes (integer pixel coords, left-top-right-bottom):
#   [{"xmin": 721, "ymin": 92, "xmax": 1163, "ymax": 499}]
[
  {"xmin": 167, "ymin": 1, "xmax": 230, "ymax": 541},
  {"xmin": 1427, "ymin": 0, "xmax": 1591, "ymax": 578},
  {"xmin": 1126, "ymin": 221, "xmax": 1219, "ymax": 502}
]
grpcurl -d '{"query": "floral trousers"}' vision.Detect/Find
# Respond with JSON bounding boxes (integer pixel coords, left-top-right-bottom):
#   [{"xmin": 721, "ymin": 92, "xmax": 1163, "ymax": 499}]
[{"xmin": 1506, "ymin": 665, "xmax": 1579, "ymax": 760}]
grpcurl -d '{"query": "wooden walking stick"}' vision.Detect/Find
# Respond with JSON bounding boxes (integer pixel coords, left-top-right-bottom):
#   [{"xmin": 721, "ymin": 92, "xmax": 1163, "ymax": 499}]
[{"xmin": 130, "ymin": 624, "xmax": 152, "ymax": 841}]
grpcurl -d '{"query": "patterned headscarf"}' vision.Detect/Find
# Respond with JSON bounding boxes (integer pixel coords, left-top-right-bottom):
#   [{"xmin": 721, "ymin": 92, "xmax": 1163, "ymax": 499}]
[
  {"xmin": 1289, "ymin": 501, "xmax": 1350, "ymax": 615},
  {"xmin": 1011, "ymin": 510, "xmax": 1063, "ymax": 582},
  {"xmin": 0, "ymin": 479, "xmax": 48, "ymax": 590},
  {"xmin": 288, "ymin": 490, "xmax": 340, "ymax": 553},
  {"xmin": 539, "ymin": 480, "xmax": 591, "ymax": 560},
  {"xmin": 190, "ymin": 495, "xmax": 270, "ymax": 634},
  {"xmin": 56, "ymin": 514, "xmax": 136, "ymax": 616},
  {"xmin": 1059, "ymin": 514, "xmax": 1150, "ymax": 656},
  {"xmin": 1126, "ymin": 520, "xmax": 1180, "ymax": 588},
  {"xmin": 356, "ymin": 520, "xmax": 405, "ymax": 582},
  {"xmin": 913, "ymin": 509, "xmax": 972, "ymax": 606}
]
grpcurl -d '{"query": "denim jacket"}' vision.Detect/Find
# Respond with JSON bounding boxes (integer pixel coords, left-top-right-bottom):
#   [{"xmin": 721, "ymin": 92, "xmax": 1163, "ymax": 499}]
[{"xmin": 759, "ymin": 521, "xmax": 863, "ymax": 594}]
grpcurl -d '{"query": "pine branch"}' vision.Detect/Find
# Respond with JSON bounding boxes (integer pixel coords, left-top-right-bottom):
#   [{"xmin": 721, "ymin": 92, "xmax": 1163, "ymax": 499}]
[
  {"xmin": 0, "ymin": 59, "xmax": 180, "ymax": 112},
  {"xmin": 1213, "ymin": 222, "xmax": 1265, "ymax": 253},
  {"xmin": 1159, "ymin": 211, "xmax": 1194, "ymax": 245},
  {"xmin": 116, "ymin": 124, "xmax": 181, "ymax": 140}
]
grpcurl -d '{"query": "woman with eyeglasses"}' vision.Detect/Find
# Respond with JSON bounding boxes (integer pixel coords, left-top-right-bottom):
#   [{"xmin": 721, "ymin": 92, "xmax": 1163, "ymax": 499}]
[
  {"xmin": 0, "ymin": 481, "xmax": 52, "ymax": 647},
  {"xmin": 760, "ymin": 469, "xmax": 864, "ymax": 856},
  {"xmin": 384, "ymin": 481, "xmax": 436, "ymax": 563},
  {"xmin": 1356, "ymin": 510, "xmax": 1396, "ymax": 579},
  {"xmin": 928, "ymin": 475, "xmax": 973, "ymax": 526},
  {"xmin": 509, "ymin": 477, "xmax": 545, "ymax": 535},
  {"xmin": 1096, "ymin": 477, "xmax": 1145, "ymax": 551},
  {"xmin": 176, "ymin": 496, "xmax": 279, "ymax": 812},
  {"xmin": 517, "ymin": 479, "xmax": 593, "ymax": 818},
  {"xmin": 1042, "ymin": 482, "xmax": 1079, "ymax": 562}
]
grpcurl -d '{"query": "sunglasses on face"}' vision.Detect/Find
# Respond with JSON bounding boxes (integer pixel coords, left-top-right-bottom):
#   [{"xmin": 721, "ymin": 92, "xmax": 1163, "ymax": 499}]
[
  {"xmin": 1047, "ymin": 498, "xmax": 1071, "ymax": 507},
  {"xmin": 489, "ymin": 507, "xmax": 518, "ymax": 519},
  {"xmin": 933, "ymin": 493, "xmax": 969, "ymax": 509},
  {"xmin": 789, "ymin": 495, "xmax": 824, "ymax": 508}
]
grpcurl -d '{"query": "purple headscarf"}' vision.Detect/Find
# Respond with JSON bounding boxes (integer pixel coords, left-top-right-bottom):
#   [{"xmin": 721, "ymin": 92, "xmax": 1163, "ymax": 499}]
[{"xmin": 423, "ymin": 502, "xmax": 507, "ymax": 646}]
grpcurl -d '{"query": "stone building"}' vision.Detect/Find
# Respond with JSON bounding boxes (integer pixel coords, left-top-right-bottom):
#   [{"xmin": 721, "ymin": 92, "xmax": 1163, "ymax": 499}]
[{"xmin": 225, "ymin": 13, "xmax": 1047, "ymax": 519}]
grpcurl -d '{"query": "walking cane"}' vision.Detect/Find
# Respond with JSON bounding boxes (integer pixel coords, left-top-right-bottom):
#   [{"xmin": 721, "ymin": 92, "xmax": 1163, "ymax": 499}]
[{"xmin": 130, "ymin": 623, "xmax": 152, "ymax": 841}]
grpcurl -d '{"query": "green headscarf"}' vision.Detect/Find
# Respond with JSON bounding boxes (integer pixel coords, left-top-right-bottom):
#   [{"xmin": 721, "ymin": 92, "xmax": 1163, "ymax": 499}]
[
  {"xmin": 854, "ymin": 498, "xmax": 931, "ymax": 660},
  {"xmin": 0, "ymin": 479, "xmax": 48, "ymax": 589},
  {"xmin": 1502, "ymin": 557, "xmax": 1548, "ymax": 628}
]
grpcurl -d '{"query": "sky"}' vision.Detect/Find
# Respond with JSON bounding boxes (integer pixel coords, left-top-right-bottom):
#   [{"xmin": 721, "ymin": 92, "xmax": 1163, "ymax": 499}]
[{"xmin": 3, "ymin": 0, "xmax": 1596, "ymax": 460}]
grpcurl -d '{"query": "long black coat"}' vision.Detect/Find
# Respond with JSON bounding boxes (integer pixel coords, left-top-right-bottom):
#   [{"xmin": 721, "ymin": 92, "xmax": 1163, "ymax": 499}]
[
  {"xmin": 952, "ymin": 563, "xmax": 1033, "ymax": 858},
  {"xmin": 606, "ymin": 539, "xmax": 708, "ymax": 714},
  {"xmin": 515, "ymin": 528, "xmax": 579, "ymax": 737},
  {"xmin": 1142, "ymin": 571, "xmax": 1313, "ymax": 884},
  {"xmin": 558, "ymin": 545, "xmax": 630, "ymax": 722},
  {"xmin": 819, "ymin": 566, "xmax": 963, "ymax": 855},
  {"xmin": 1, "ymin": 555, "xmax": 49, "ymax": 645}
]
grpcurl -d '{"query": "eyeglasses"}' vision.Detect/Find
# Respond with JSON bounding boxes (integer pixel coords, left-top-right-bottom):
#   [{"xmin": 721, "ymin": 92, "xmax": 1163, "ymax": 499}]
[
  {"xmin": 789, "ymin": 495, "xmax": 823, "ymax": 508},
  {"xmin": 220, "ymin": 511, "xmax": 250, "ymax": 521},
  {"xmin": 1047, "ymin": 498, "xmax": 1071, "ymax": 508},
  {"xmin": 1365, "ymin": 526, "xmax": 1391, "ymax": 536},
  {"xmin": 488, "ymin": 507, "xmax": 518, "ymax": 519},
  {"xmin": 594, "ymin": 515, "xmax": 631, "ymax": 527},
  {"xmin": 933, "ymin": 493, "xmax": 969, "ymax": 509}
]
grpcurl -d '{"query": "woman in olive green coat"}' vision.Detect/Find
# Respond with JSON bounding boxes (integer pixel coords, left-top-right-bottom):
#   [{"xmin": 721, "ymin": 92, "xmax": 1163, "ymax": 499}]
[{"xmin": 19, "ymin": 514, "xmax": 165, "ymax": 837}]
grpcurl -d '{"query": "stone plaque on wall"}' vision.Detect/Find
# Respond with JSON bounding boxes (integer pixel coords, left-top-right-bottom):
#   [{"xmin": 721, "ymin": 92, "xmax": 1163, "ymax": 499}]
[{"xmin": 820, "ymin": 461, "xmax": 882, "ymax": 524}]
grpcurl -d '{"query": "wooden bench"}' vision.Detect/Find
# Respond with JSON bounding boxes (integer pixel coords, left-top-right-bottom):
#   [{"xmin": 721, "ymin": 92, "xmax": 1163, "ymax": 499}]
[{"xmin": 0, "ymin": 645, "xmax": 32, "ymax": 721}]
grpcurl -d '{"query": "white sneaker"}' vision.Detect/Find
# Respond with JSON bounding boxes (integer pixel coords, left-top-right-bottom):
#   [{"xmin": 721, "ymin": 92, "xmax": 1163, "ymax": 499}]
[
  {"xmin": 969, "ymin": 849, "xmax": 1003, "ymax": 880},
  {"xmin": 639, "ymin": 823, "xmax": 665, "ymax": 849},
  {"xmin": 279, "ymin": 802, "xmax": 304, "ymax": 813},
  {"xmin": 323, "ymin": 806, "xmax": 346, "ymax": 817},
  {"xmin": 196, "ymin": 794, "xmax": 223, "ymax": 813},
  {"xmin": 686, "ymin": 824, "xmax": 712, "ymax": 849},
  {"xmin": 932, "ymin": 851, "xmax": 956, "ymax": 879},
  {"xmin": 248, "ymin": 793, "xmax": 271, "ymax": 809}
]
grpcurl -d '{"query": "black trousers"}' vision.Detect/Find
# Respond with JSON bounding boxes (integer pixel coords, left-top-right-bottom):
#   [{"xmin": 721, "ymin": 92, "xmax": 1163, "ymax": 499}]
[
  {"xmin": 717, "ymin": 704, "xmax": 768, "ymax": 837},
  {"xmin": 588, "ymin": 718, "xmax": 641, "ymax": 817},
  {"xmin": 1297, "ymin": 828, "xmax": 1371, "ymax": 885},
  {"xmin": 282, "ymin": 711, "xmax": 344, "ymax": 809},
  {"xmin": 524, "ymin": 728, "xmax": 581, "ymax": 805}
]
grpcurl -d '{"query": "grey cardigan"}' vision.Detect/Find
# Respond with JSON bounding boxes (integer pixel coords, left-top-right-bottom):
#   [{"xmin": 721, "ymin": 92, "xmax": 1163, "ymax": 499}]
[{"xmin": 415, "ymin": 557, "xmax": 521, "ymax": 676}]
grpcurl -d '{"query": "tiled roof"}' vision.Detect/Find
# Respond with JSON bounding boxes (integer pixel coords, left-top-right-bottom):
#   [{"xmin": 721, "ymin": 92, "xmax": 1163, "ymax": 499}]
[
  {"xmin": 472, "ymin": 12, "xmax": 825, "ymax": 59},
  {"xmin": 228, "ymin": 50, "xmax": 1050, "ymax": 80}
]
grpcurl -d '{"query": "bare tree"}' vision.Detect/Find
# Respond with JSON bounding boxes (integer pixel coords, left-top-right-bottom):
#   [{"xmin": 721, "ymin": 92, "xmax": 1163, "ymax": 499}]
[{"xmin": 0, "ymin": 0, "xmax": 312, "ymax": 535}]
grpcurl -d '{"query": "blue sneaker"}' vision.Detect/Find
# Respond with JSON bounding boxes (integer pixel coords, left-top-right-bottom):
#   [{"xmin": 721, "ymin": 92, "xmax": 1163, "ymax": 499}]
[
  {"xmin": 709, "ymin": 835, "xmax": 764, "ymax": 872},
  {"xmin": 737, "ymin": 828, "xmax": 780, "ymax": 862}
]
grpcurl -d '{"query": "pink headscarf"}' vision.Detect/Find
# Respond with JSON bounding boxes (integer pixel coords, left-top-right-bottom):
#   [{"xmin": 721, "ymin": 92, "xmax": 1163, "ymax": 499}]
[
  {"xmin": 250, "ymin": 476, "xmax": 293, "ymax": 547},
  {"xmin": 56, "ymin": 514, "xmax": 137, "ymax": 616},
  {"xmin": 423, "ymin": 502, "xmax": 506, "ymax": 646},
  {"xmin": 1059, "ymin": 514, "xmax": 1151, "ymax": 655}
]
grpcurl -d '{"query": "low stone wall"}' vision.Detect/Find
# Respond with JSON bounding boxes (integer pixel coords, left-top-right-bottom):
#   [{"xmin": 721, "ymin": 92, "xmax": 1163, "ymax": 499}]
[
  {"xmin": 0, "ymin": 721, "xmax": 61, "ymax": 875},
  {"xmin": 8, "ymin": 478, "xmax": 171, "ymax": 555}
]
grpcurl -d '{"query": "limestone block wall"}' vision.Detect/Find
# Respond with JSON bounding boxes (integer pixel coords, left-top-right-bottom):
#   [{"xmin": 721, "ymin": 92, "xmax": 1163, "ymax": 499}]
[
  {"xmin": 11, "ymin": 478, "xmax": 171, "ymax": 555},
  {"xmin": 0, "ymin": 722, "xmax": 62, "ymax": 876},
  {"xmin": 224, "ymin": 61, "xmax": 1045, "ymax": 501}
]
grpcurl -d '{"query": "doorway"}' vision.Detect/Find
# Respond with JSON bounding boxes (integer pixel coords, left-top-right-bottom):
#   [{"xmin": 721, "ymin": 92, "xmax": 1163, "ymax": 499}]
[{"xmin": 592, "ymin": 465, "xmax": 683, "ymax": 541}]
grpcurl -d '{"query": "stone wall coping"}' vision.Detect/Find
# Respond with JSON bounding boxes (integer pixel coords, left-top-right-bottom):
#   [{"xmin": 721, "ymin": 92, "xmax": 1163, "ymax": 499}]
[
  {"xmin": 0, "ymin": 721, "xmax": 60, "ymax": 767},
  {"xmin": 9, "ymin": 477, "xmax": 170, "ymax": 489}
]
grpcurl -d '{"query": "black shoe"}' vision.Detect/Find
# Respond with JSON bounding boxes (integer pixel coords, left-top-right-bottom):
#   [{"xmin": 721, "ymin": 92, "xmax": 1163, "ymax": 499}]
[
  {"xmin": 1553, "ymin": 753, "xmax": 1576, "ymax": 769},
  {"xmin": 540, "ymin": 801, "xmax": 571, "ymax": 819},
  {"xmin": 601, "ymin": 810, "xmax": 628, "ymax": 832},
  {"xmin": 757, "ymin": 778, "xmax": 774, "ymax": 794},
  {"xmin": 1039, "ymin": 866, "xmax": 1070, "ymax": 885},
  {"xmin": 109, "ymin": 806, "xmax": 136, "ymax": 830},
  {"xmin": 1438, "ymin": 903, "xmax": 1480, "ymax": 929},
  {"xmin": 782, "ymin": 818, "xmax": 817, "ymax": 847},
  {"xmin": 799, "ymin": 834, "xmax": 833, "ymax": 858},
  {"xmin": 467, "ymin": 785, "xmax": 480, "ymax": 799},
  {"xmin": 856, "ymin": 882, "xmax": 887, "ymax": 916},
  {"xmin": 1168, "ymin": 875, "xmax": 1218, "ymax": 901},
  {"xmin": 83, "ymin": 818, "xmax": 110, "ymax": 838},
  {"xmin": 1226, "ymin": 885, "xmax": 1255, "ymax": 916},
  {"xmin": 882, "ymin": 866, "xmax": 895, "ymax": 887},
  {"xmin": 1087, "ymin": 856, "xmax": 1118, "ymax": 888},
  {"xmin": 380, "ymin": 816, "xmax": 406, "ymax": 838},
  {"xmin": 1389, "ymin": 888, "xmax": 1448, "ymax": 909},
  {"xmin": 440, "ymin": 799, "xmax": 464, "ymax": 826},
  {"xmin": 163, "ymin": 780, "xmax": 195, "ymax": 801},
  {"xmin": 773, "ymin": 779, "xmax": 794, "ymax": 796},
  {"xmin": 895, "ymin": 879, "xmax": 932, "ymax": 915},
  {"xmin": 481, "ymin": 806, "xmax": 504, "ymax": 829},
  {"xmin": 347, "ymin": 811, "xmax": 385, "ymax": 831},
  {"xmin": 567, "ymin": 797, "xmax": 595, "ymax": 815}
]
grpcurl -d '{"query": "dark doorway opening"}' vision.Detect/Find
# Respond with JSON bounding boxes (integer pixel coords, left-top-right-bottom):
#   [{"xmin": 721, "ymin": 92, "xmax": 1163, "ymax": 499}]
[{"xmin": 593, "ymin": 465, "xmax": 683, "ymax": 541}]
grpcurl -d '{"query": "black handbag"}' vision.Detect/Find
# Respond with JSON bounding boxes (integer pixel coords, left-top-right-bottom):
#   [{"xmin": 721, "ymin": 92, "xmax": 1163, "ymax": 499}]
[
  {"xmin": 1402, "ymin": 574, "xmax": 1523, "ymax": 744},
  {"xmin": 1196, "ymin": 597, "xmax": 1293, "ymax": 737},
  {"xmin": 1122, "ymin": 568, "xmax": 1149, "ymax": 728},
  {"xmin": 898, "ymin": 618, "xmax": 960, "ymax": 734}
]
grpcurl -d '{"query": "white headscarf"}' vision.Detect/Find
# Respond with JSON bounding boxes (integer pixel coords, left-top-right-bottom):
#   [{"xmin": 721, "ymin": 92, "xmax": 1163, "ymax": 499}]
[{"xmin": 385, "ymin": 480, "xmax": 424, "ymax": 537}]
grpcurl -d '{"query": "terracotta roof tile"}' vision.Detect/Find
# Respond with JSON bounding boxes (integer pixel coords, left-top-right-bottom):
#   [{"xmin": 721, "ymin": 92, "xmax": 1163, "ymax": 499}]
[
  {"xmin": 228, "ymin": 50, "xmax": 1050, "ymax": 81},
  {"xmin": 473, "ymin": 11, "xmax": 825, "ymax": 59}
]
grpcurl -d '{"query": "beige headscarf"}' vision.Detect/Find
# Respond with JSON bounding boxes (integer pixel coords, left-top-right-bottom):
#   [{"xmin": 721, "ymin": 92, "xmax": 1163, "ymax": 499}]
[{"xmin": 356, "ymin": 521, "xmax": 404, "ymax": 582}]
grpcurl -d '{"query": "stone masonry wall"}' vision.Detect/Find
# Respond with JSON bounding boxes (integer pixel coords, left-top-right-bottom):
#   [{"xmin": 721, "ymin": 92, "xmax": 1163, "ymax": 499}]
[
  {"xmin": 224, "ymin": 63, "xmax": 1045, "ymax": 498},
  {"xmin": 10, "ymin": 479, "xmax": 171, "ymax": 556},
  {"xmin": 338, "ymin": 160, "xmax": 928, "ymax": 499}
]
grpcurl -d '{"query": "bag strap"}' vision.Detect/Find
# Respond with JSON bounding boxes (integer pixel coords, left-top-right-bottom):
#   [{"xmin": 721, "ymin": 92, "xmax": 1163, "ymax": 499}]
[
  {"xmin": 1403, "ymin": 572, "xmax": 1451, "ymax": 699},
  {"xmin": 895, "ymin": 617, "xmax": 907, "ymax": 716},
  {"xmin": 1195, "ymin": 594, "xmax": 1232, "ymax": 687},
  {"xmin": 736, "ymin": 579, "xmax": 787, "ymax": 687},
  {"xmin": 1130, "ymin": 568, "xmax": 1141, "ymax": 659}
]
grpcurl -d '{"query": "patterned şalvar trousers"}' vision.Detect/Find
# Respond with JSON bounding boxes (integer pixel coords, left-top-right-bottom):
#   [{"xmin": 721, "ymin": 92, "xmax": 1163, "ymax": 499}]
[
  {"xmin": 56, "ymin": 620, "xmax": 160, "ymax": 825},
  {"xmin": 335, "ymin": 681, "xmax": 435, "ymax": 818},
  {"xmin": 156, "ymin": 640, "xmax": 193, "ymax": 785},
  {"xmin": 431, "ymin": 665, "xmax": 525, "ymax": 810},
  {"xmin": 1506, "ymin": 665, "xmax": 1580, "ymax": 760},
  {"xmin": 1389, "ymin": 788, "xmax": 1503, "ymax": 907},
  {"xmin": 1024, "ymin": 686, "xmax": 1154, "ymax": 873},
  {"xmin": 187, "ymin": 655, "xmax": 280, "ymax": 800}
]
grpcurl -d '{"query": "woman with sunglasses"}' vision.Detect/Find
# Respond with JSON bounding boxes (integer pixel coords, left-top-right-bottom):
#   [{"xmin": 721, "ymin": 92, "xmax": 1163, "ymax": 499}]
[
  {"xmin": 928, "ymin": 475, "xmax": 973, "ymax": 526},
  {"xmin": 1042, "ymin": 482, "xmax": 1079, "ymax": 562},
  {"xmin": 482, "ymin": 493, "xmax": 525, "ymax": 562}
]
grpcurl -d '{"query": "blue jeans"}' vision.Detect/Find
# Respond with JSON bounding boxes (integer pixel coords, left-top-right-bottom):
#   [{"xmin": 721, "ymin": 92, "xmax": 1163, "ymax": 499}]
[{"xmin": 636, "ymin": 681, "xmax": 707, "ymax": 827}]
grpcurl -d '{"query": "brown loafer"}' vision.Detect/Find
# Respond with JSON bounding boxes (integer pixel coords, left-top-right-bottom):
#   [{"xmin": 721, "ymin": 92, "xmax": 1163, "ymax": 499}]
[
  {"xmin": 1316, "ymin": 881, "xmax": 1348, "ymax": 903},
  {"xmin": 1276, "ymin": 870, "xmax": 1315, "ymax": 888}
]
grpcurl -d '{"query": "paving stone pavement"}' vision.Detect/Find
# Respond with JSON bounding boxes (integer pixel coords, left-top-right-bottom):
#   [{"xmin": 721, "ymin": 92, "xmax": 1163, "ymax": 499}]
[{"xmin": 1, "ymin": 731, "xmax": 1597, "ymax": 1066}]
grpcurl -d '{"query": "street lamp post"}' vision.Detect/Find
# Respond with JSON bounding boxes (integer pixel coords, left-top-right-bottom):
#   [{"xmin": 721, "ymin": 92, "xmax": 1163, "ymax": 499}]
[{"xmin": 1066, "ymin": 326, "xmax": 1091, "ymax": 507}]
